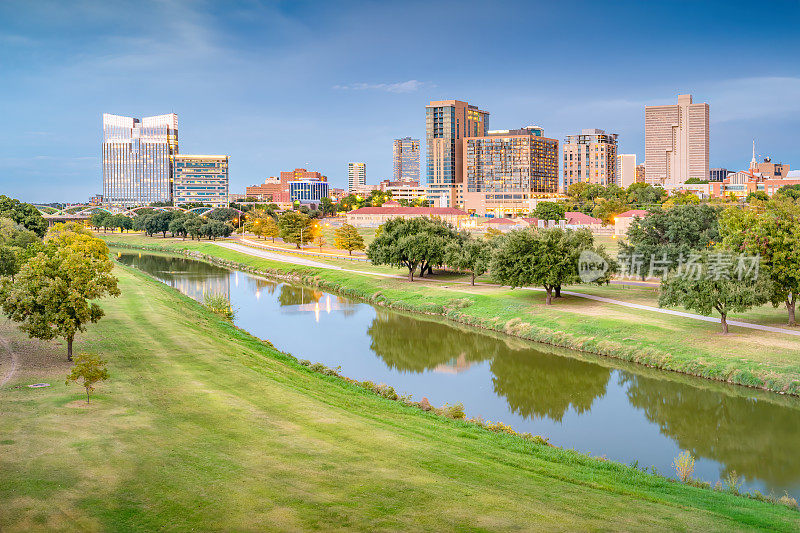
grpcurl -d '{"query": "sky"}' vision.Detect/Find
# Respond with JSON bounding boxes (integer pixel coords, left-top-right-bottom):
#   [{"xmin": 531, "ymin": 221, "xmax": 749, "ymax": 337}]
[{"xmin": 1, "ymin": 0, "xmax": 799, "ymax": 203}]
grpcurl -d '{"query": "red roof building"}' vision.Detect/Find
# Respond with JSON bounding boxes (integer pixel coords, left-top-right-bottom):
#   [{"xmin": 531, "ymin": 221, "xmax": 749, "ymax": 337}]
[{"xmin": 346, "ymin": 201, "xmax": 468, "ymax": 227}]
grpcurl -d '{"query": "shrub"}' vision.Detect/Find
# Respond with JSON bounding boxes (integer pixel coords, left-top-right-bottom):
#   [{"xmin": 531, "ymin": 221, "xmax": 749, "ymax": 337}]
[
  {"xmin": 779, "ymin": 492, "xmax": 799, "ymax": 510},
  {"xmin": 724, "ymin": 470, "xmax": 742, "ymax": 494},
  {"xmin": 203, "ymin": 293, "xmax": 235, "ymax": 321},
  {"xmin": 673, "ymin": 450, "xmax": 695, "ymax": 483},
  {"xmin": 439, "ymin": 402, "xmax": 465, "ymax": 420}
]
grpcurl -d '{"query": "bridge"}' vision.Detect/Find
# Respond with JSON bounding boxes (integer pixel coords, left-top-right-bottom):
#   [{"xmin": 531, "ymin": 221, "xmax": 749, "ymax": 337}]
[{"xmin": 33, "ymin": 205, "xmax": 243, "ymax": 225}]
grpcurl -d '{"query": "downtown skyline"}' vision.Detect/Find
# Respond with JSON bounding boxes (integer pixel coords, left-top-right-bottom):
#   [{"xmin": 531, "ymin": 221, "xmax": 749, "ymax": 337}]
[{"xmin": 1, "ymin": 0, "xmax": 799, "ymax": 202}]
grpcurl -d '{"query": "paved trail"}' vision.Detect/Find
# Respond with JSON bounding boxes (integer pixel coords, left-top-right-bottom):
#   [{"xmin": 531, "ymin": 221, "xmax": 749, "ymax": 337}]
[{"xmin": 214, "ymin": 242, "xmax": 800, "ymax": 337}]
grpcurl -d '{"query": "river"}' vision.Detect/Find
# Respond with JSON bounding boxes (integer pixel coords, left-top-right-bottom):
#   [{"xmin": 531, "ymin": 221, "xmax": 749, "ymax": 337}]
[{"xmin": 117, "ymin": 251, "xmax": 800, "ymax": 498}]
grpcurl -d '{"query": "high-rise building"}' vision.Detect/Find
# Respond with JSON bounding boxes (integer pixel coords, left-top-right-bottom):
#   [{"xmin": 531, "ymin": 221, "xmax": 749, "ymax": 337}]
[
  {"xmin": 172, "ymin": 155, "xmax": 229, "ymax": 207},
  {"xmin": 102, "ymin": 113, "xmax": 178, "ymax": 206},
  {"xmin": 392, "ymin": 137, "xmax": 420, "ymax": 182},
  {"xmin": 462, "ymin": 127, "xmax": 558, "ymax": 217},
  {"xmin": 617, "ymin": 154, "xmax": 637, "ymax": 188},
  {"xmin": 645, "ymin": 94, "xmax": 709, "ymax": 186},
  {"xmin": 562, "ymin": 129, "xmax": 619, "ymax": 190},
  {"xmin": 635, "ymin": 163, "xmax": 646, "ymax": 183},
  {"xmin": 426, "ymin": 100, "xmax": 489, "ymax": 207},
  {"xmin": 348, "ymin": 162, "xmax": 366, "ymax": 192},
  {"xmin": 709, "ymin": 168, "xmax": 729, "ymax": 182}
]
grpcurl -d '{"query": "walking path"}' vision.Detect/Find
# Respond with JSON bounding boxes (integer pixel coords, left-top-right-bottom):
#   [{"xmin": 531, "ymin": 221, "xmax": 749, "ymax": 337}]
[{"xmin": 214, "ymin": 241, "xmax": 800, "ymax": 337}]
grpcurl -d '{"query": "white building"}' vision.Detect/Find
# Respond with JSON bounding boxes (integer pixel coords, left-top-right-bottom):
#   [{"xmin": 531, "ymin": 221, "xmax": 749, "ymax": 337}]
[
  {"xmin": 348, "ymin": 162, "xmax": 366, "ymax": 192},
  {"xmin": 617, "ymin": 154, "xmax": 637, "ymax": 188}
]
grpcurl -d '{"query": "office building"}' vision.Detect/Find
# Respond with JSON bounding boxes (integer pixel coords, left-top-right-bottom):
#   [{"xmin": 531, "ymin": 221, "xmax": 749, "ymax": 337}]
[
  {"xmin": 426, "ymin": 99, "xmax": 489, "ymax": 207},
  {"xmin": 635, "ymin": 163, "xmax": 646, "ymax": 183},
  {"xmin": 709, "ymin": 168, "xmax": 729, "ymax": 182},
  {"xmin": 246, "ymin": 168, "xmax": 327, "ymax": 204},
  {"xmin": 379, "ymin": 179, "xmax": 428, "ymax": 204},
  {"xmin": 172, "ymin": 155, "xmax": 229, "ymax": 207},
  {"xmin": 755, "ymin": 158, "xmax": 790, "ymax": 179},
  {"xmin": 392, "ymin": 137, "xmax": 421, "ymax": 182},
  {"xmin": 290, "ymin": 179, "xmax": 329, "ymax": 205},
  {"xmin": 562, "ymin": 129, "xmax": 619, "ymax": 190},
  {"xmin": 645, "ymin": 94, "xmax": 709, "ymax": 186},
  {"xmin": 462, "ymin": 127, "xmax": 558, "ymax": 217},
  {"xmin": 617, "ymin": 154, "xmax": 637, "ymax": 188},
  {"xmin": 102, "ymin": 113, "xmax": 178, "ymax": 206},
  {"xmin": 348, "ymin": 162, "xmax": 366, "ymax": 192}
]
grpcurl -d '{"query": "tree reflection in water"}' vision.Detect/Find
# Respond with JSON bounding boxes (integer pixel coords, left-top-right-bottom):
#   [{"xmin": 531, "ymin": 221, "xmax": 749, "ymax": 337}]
[
  {"xmin": 117, "ymin": 253, "xmax": 230, "ymax": 301},
  {"xmin": 621, "ymin": 373, "xmax": 800, "ymax": 487}
]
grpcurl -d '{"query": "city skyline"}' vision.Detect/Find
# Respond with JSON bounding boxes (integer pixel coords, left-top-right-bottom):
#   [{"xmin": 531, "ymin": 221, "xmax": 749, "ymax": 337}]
[{"xmin": 1, "ymin": 0, "xmax": 799, "ymax": 202}]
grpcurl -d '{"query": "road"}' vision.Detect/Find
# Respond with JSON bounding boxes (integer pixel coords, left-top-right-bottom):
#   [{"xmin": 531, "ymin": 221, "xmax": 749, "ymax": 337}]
[{"xmin": 214, "ymin": 241, "xmax": 800, "ymax": 337}]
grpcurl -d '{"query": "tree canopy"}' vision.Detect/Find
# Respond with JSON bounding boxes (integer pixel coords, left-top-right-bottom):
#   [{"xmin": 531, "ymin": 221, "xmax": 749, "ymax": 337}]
[
  {"xmin": 0, "ymin": 195, "xmax": 48, "ymax": 237},
  {"xmin": 278, "ymin": 211, "xmax": 313, "ymax": 248},
  {"xmin": 333, "ymin": 223, "xmax": 365, "ymax": 255},
  {"xmin": 445, "ymin": 234, "xmax": 493, "ymax": 285},
  {"xmin": 367, "ymin": 217, "xmax": 459, "ymax": 281}
]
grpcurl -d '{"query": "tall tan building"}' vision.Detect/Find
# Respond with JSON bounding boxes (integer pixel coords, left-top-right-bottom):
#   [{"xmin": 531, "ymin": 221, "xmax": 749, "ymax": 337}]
[
  {"xmin": 463, "ymin": 127, "xmax": 558, "ymax": 216},
  {"xmin": 562, "ymin": 129, "xmax": 618, "ymax": 191},
  {"xmin": 348, "ymin": 162, "xmax": 366, "ymax": 192},
  {"xmin": 617, "ymin": 154, "xmax": 637, "ymax": 188},
  {"xmin": 425, "ymin": 100, "xmax": 489, "ymax": 207},
  {"xmin": 644, "ymin": 94, "xmax": 709, "ymax": 186},
  {"xmin": 635, "ymin": 163, "xmax": 646, "ymax": 183}
]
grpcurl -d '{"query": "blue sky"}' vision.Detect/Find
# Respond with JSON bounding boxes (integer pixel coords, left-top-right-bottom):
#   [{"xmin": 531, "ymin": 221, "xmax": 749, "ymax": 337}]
[{"xmin": 1, "ymin": 0, "xmax": 799, "ymax": 203}]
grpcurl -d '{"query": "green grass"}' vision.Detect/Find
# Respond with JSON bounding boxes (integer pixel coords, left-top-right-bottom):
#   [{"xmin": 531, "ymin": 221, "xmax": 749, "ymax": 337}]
[
  {"xmin": 2, "ymin": 265, "xmax": 799, "ymax": 531},
  {"xmin": 102, "ymin": 232, "xmax": 800, "ymax": 396}
]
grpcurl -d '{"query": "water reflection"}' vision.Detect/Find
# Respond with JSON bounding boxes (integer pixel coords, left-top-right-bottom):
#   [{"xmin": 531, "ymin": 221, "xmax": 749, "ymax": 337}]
[{"xmin": 116, "ymin": 252, "xmax": 800, "ymax": 497}]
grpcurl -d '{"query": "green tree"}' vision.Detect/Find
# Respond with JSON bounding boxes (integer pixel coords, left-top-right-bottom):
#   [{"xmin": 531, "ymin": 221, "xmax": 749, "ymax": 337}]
[
  {"xmin": 776, "ymin": 184, "xmax": 800, "ymax": 200},
  {"xmin": 110, "ymin": 214, "xmax": 133, "ymax": 233},
  {"xmin": 445, "ymin": 235, "xmax": 492, "ymax": 285},
  {"xmin": 592, "ymin": 198, "xmax": 629, "ymax": 225},
  {"xmin": 0, "ymin": 195, "xmax": 48, "ymax": 237},
  {"xmin": 658, "ymin": 252, "xmax": 771, "ymax": 333},
  {"xmin": 367, "ymin": 217, "xmax": 459, "ymax": 281},
  {"xmin": 278, "ymin": 211, "xmax": 313, "ymax": 248},
  {"xmin": 720, "ymin": 199, "xmax": 800, "ymax": 325},
  {"xmin": 663, "ymin": 191, "xmax": 701, "ymax": 207},
  {"xmin": 320, "ymin": 197, "xmax": 337, "ymax": 216},
  {"xmin": 184, "ymin": 217, "xmax": 203, "ymax": 240},
  {"xmin": 491, "ymin": 228, "xmax": 606, "ymax": 305},
  {"xmin": 66, "ymin": 353, "xmax": 109, "ymax": 404},
  {"xmin": 620, "ymin": 205, "xmax": 720, "ymax": 278},
  {"xmin": 626, "ymin": 183, "xmax": 667, "ymax": 206},
  {"xmin": 0, "ymin": 228, "xmax": 120, "ymax": 360},
  {"xmin": 89, "ymin": 211, "xmax": 109, "ymax": 231},
  {"xmin": 0, "ymin": 246, "xmax": 19, "ymax": 280},
  {"xmin": 168, "ymin": 214, "xmax": 188, "ymax": 239},
  {"xmin": 333, "ymin": 223, "xmax": 365, "ymax": 255},
  {"xmin": 532, "ymin": 201, "xmax": 566, "ymax": 220},
  {"xmin": 745, "ymin": 191, "xmax": 769, "ymax": 203}
]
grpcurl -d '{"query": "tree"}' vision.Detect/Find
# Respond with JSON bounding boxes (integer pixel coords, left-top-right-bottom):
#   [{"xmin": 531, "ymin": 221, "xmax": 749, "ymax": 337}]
[
  {"xmin": 0, "ymin": 195, "xmax": 48, "ymax": 237},
  {"xmin": 89, "ymin": 211, "xmax": 109, "ymax": 231},
  {"xmin": 659, "ymin": 252, "xmax": 771, "ymax": 333},
  {"xmin": 110, "ymin": 214, "xmax": 133, "ymax": 233},
  {"xmin": 620, "ymin": 205, "xmax": 720, "ymax": 278},
  {"xmin": 209, "ymin": 207, "xmax": 239, "ymax": 223},
  {"xmin": 66, "ymin": 353, "xmax": 109, "ymax": 404},
  {"xmin": 278, "ymin": 211, "xmax": 313, "ymax": 248},
  {"xmin": 312, "ymin": 223, "xmax": 327, "ymax": 250},
  {"xmin": 663, "ymin": 191, "xmax": 701, "ymax": 207},
  {"xmin": 445, "ymin": 235, "xmax": 492, "ymax": 285},
  {"xmin": 532, "ymin": 201, "xmax": 566, "ymax": 221},
  {"xmin": 333, "ymin": 223, "xmax": 365, "ymax": 255},
  {"xmin": 168, "ymin": 215, "xmax": 188, "ymax": 239},
  {"xmin": 199, "ymin": 220, "xmax": 232, "ymax": 240},
  {"xmin": 244, "ymin": 210, "xmax": 279, "ymax": 241},
  {"xmin": 746, "ymin": 191, "xmax": 769, "ymax": 203},
  {"xmin": 491, "ymin": 227, "xmax": 608, "ymax": 305},
  {"xmin": 0, "ymin": 246, "xmax": 19, "ymax": 280},
  {"xmin": 720, "ymin": 199, "xmax": 800, "ymax": 326},
  {"xmin": 0, "ymin": 228, "xmax": 120, "ymax": 360},
  {"xmin": 320, "ymin": 197, "xmax": 337, "ymax": 216},
  {"xmin": 626, "ymin": 183, "xmax": 667, "ymax": 206},
  {"xmin": 777, "ymin": 184, "xmax": 800, "ymax": 200},
  {"xmin": 367, "ymin": 217, "xmax": 459, "ymax": 281},
  {"xmin": 184, "ymin": 217, "xmax": 203, "ymax": 240},
  {"xmin": 592, "ymin": 198, "xmax": 629, "ymax": 225}
]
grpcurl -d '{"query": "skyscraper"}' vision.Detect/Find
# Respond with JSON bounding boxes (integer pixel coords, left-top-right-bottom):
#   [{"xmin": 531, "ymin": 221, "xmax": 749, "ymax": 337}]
[
  {"xmin": 463, "ymin": 127, "xmax": 558, "ymax": 217},
  {"xmin": 425, "ymin": 100, "xmax": 489, "ymax": 207},
  {"xmin": 644, "ymin": 94, "xmax": 709, "ymax": 186},
  {"xmin": 392, "ymin": 137, "xmax": 420, "ymax": 182},
  {"xmin": 348, "ymin": 162, "xmax": 366, "ymax": 192},
  {"xmin": 617, "ymin": 154, "xmax": 637, "ymax": 188},
  {"xmin": 102, "ymin": 113, "xmax": 178, "ymax": 206},
  {"xmin": 562, "ymin": 129, "xmax": 618, "ymax": 191}
]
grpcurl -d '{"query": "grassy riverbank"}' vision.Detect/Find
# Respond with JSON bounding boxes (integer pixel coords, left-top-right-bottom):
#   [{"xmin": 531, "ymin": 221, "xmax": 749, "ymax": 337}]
[
  {"xmin": 101, "ymin": 233, "xmax": 800, "ymax": 396},
  {"xmin": 2, "ymin": 264, "xmax": 799, "ymax": 531}
]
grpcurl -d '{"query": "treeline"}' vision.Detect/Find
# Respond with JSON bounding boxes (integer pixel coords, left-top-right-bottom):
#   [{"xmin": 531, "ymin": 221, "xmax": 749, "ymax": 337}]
[
  {"xmin": 621, "ymin": 198, "xmax": 800, "ymax": 331},
  {"xmin": 366, "ymin": 217, "xmax": 614, "ymax": 303},
  {"xmin": 90, "ymin": 210, "xmax": 234, "ymax": 240}
]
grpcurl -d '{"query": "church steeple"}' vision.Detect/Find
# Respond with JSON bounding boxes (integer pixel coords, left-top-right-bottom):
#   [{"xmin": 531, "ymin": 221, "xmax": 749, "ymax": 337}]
[{"xmin": 750, "ymin": 139, "xmax": 757, "ymax": 172}]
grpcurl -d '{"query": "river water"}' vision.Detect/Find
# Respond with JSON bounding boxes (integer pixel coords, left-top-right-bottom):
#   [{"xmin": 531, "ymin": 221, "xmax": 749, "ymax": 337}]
[{"xmin": 117, "ymin": 251, "xmax": 800, "ymax": 498}]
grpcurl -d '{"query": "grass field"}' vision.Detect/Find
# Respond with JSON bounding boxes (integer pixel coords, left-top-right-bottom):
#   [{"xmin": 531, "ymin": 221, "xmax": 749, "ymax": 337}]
[
  {"xmin": 100, "ymin": 232, "xmax": 800, "ymax": 396},
  {"xmin": 2, "ymin": 264, "xmax": 799, "ymax": 531}
]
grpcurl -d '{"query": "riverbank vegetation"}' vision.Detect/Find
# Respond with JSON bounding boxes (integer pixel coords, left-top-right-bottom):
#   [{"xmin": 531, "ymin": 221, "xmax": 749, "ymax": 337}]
[{"xmin": 3, "ymin": 264, "xmax": 798, "ymax": 530}]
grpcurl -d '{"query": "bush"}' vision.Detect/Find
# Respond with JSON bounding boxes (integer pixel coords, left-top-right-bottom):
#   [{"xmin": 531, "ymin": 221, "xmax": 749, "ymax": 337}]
[
  {"xmin": 724, "ymin": 470, "xmax": 742, "ymax": 494},
  {"xmin": 779, "ymin": 492, "xmax": 799, "ymax": 510},
  {"xmin": 673, "ymin": 450, "xmax": 695, "ymax": 483},
  {"xmin": 203, "ymin": 293, "xmax": 235, "ymax": 321}
]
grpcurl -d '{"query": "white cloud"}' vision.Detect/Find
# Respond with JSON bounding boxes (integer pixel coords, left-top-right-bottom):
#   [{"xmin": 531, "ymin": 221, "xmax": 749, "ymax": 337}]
[{"xmin": 332, "ymin": 80, "xmax": 429, "ymax": 93}]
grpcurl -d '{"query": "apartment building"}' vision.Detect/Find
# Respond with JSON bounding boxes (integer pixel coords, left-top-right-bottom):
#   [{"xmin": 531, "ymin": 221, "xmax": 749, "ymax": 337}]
[
  {"xmin": 562, "ymin": 129, "xmax": 619, "ymax": 190},
  {"xmin": 348, "ymin": 162, "xmax": 366, "ymax": 192},
  {"xmin": 173, "ymin": 154, "xmax": 229, "ymax": 206},
  {"xmin": 617, "ymin": 153, "xmax": 637, "ymax": 188}
]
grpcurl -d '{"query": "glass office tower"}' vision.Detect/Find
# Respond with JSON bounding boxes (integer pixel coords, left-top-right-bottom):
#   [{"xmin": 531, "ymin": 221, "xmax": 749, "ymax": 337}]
[
  {"xmin": 392, "ymin": 137, "xmax": 420, "ymax": 182},
  {"xmin": 102, "ymin": 113, "xmax": 179, "ymax": 206}
]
